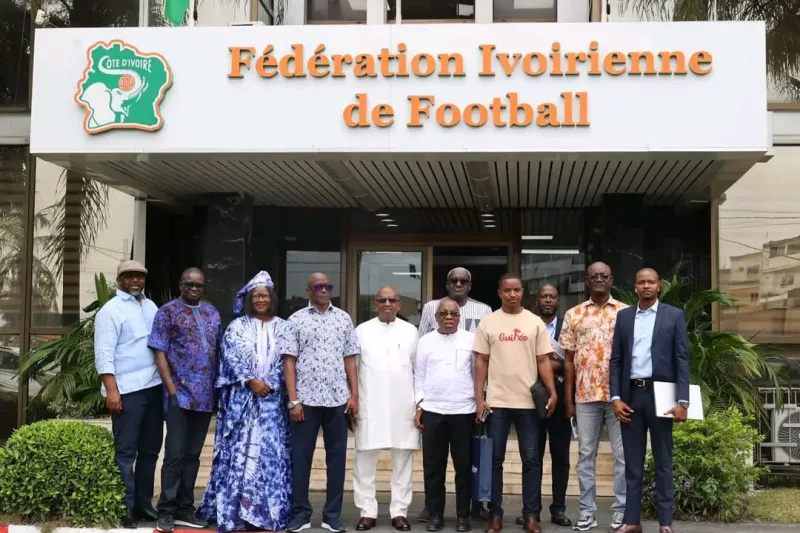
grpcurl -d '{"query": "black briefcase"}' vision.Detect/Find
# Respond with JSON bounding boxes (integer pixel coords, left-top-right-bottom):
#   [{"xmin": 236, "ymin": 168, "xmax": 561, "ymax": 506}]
[{"xmin": 530, "ymin": 381, "xmax": 549, "ymax": 420}]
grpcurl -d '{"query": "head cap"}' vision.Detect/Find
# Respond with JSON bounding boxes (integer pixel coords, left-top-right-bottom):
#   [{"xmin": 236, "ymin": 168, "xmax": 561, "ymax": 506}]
[{"xmin": 117, "ymin": 260, "xmax": 147, "ymax": 277}]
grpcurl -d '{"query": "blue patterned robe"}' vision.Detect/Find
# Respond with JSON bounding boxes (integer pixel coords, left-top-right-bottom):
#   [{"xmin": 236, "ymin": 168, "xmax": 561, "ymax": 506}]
[{"xmin": 198, "ymin": 315, "xmax": 292, "ymax": 532}]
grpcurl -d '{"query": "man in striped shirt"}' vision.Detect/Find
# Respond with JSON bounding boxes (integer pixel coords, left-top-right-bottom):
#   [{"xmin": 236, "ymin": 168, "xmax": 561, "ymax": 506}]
[{"xmin": 417, "ymin": 267, "xmax": 493, "ymax": 524}]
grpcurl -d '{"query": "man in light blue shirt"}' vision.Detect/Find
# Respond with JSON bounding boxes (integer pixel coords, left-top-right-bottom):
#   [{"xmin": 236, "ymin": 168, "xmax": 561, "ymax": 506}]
[{"xmin": 94, "ymin": 260, "xmax": 163, "ymax": 529}]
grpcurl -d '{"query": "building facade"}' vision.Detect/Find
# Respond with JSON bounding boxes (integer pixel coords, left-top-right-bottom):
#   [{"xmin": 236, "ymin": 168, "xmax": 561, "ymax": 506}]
[{"xmin": 1, "ymin": 0, "xmax": 799, "ymax": 443}]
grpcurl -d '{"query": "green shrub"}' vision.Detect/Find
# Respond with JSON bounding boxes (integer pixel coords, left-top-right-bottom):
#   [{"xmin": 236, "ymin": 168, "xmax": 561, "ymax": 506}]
[
  {"xmin": 0, "ymin": 420, "xmax": 126, "ymax": 526},
  {"xmin": 641, "ymin": 408, "xmax": 764, "ymax": 522}
]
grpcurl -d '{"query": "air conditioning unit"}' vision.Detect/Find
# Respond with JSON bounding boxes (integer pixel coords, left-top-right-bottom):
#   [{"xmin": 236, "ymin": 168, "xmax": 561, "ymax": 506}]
[{"xmin": 771, "ymin": 405, "xmax": 800, "ymax": 463}]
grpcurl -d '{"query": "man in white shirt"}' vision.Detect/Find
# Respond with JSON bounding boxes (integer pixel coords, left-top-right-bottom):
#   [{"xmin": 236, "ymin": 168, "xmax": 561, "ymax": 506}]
[
  {"xmin": 415, "ymin": 299, "xmax": 477, "ymax": 533},
  {"xmin": 353, "ymin": 287, "xmax": 420, "ymax": 532},
  {"xmin": 417, "ymin": 267, "xmax": 492, "ymax": 523}
]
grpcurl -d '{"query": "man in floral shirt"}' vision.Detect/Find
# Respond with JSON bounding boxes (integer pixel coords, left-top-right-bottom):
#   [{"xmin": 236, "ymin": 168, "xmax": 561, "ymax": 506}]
[
  {"xmin": 279, "ymin": 271, "xmax": 360, "ymax": 533},
  {"xmin": 148, "ymin": 267, "xmax": 221, "ymax": 533},
  {"xmin": 560, "ymin": 262, "xmax": 629, "ymax": 532}
]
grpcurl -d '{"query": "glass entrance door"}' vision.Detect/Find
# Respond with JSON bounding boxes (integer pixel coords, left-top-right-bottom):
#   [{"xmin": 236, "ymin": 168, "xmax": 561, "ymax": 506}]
[{"xmin": 352, "ymin": 249, "xmax": 428, "ymax": 326}]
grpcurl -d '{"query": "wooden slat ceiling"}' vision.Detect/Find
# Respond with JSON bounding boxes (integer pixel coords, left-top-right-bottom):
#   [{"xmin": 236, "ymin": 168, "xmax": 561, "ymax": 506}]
[{"xmin": 85, "ymin": 157, "xmax": 717, "ymax": 209}]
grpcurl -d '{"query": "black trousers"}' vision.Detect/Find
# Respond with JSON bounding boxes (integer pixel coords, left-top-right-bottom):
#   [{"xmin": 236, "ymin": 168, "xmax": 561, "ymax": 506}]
[
  {"xmin": 290, "ymin": 404, "xmax": 349, "ymax": 523},
  {"xmin": 621, "ymin": 384, "xmax": 674, "ymax": 527},
  {"xmin": 422, "ymin": 411, "xmax": 474, "ymax": 519},
  {"xmin": 157, "ymin": 401, "xmax": 212, "ymax": 516},
  {"xmin": 111, "ymin": 385, "xmax": 164, "ymax": 510},
  {"xmin": 534, "ymin": 379, "xmax": 571, "ymax": 517}
]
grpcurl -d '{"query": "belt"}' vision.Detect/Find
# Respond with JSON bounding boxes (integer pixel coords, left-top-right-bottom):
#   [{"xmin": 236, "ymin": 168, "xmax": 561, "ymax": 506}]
[{"xmin": 630, "ymin": 378, "xmax": 653, "ymax": 388}]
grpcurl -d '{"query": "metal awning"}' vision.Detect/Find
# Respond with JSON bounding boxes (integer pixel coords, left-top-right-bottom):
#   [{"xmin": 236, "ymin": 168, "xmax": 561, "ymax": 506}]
[{"xmin": 46, "ymin": 152, "xmax": 763, "ymax": 210}]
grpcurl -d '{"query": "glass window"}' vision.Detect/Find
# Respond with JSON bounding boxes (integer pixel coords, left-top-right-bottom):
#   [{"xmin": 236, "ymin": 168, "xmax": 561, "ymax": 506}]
[
  {"xmin": 0, "ymin": 146, "xmax": 28, "ymax": 331},
  {"xmin": 284, "ymin": 251, "xmax": 342, "ymax": 317},
  {"xmin": 388, "ymin": 0, "xmax": 474, "ymax": 22},
  {"xmin": 149, "ymin": 0, "xmax": 250, "ymax": 26},
  {"xmin": 307, "ymin": 0, "xmax": 367, "ymax": 24},
  {"xmin": 718, "ymin": 147, "xmax": 800, "ymax": 343},
  {"xmin": 493, "ymin": 0, "xmax": 557, "ymax": 22},
  {"xmin": 519, "ymin": 209, "xmax": 586, "ymax": 314},
  {"xmin": 0, "ymin": 334, "xmax": 20, "ymax": 440},
  {"xmin": 30, "ymin": 160, "xmax": 136, "ymax": 329},
  {"xmin": 0, "ymin": 1, "xmax": 32, "ymax": 106}
]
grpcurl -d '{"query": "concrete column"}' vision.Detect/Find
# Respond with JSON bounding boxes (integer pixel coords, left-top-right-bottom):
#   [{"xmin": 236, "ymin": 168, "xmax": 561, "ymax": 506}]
[
  {"xmin": 132, "ymin": 198, "xmax": 147, "ymax": 264},
  {"xmin": 475, "ymin": 0, "xmax": 493, "ymax": 23},
  {"xmin": 367, "ymin": 0, "xmax": 387, "ymax": 24},
  {"xmin": 558, "ymin": 0, "xmax": 590, "ymax": 22},
  {"xmin": 283, "ymin": 0, "xmax": 307, "ymax": 25}
]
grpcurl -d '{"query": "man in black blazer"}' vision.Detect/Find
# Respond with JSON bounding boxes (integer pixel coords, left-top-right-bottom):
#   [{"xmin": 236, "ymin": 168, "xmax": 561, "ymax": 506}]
[
  {"xmin": 516, "ymin": 284, "xmax": 572, "ymax": 528},
  {"xmin": 609, "ymin": 268, "xmax": 690, "ymax": 533}
]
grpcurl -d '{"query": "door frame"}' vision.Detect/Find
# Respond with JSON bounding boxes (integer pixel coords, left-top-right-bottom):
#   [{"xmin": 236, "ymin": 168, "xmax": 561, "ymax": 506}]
[
  {"xmin": 345, "ymin": 243, "xmax": 432, "ymax": 324},
  {"xmin": 344, "ymin": 234, "xmax": 518, "ymax": 322}
]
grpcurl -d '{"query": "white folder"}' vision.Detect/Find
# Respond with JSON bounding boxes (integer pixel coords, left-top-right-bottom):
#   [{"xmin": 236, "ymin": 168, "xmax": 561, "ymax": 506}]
[{"xmin": 653, "ymin": 381, "xmax": 704, "ymax": 420}]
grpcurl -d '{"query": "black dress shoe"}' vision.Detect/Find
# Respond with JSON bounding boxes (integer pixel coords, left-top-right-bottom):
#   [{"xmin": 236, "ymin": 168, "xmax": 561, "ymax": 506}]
[
  {"xmin": 471, "ymin": 506, "xmax": 490, "ymax": 522},
  {"xmin": 122, "ymin": 509, "xmax": 138, "ymax": 529},
  {"xmin": 550, "ymin": 514, "xmax": 571, "ymax": 527},
  {"xmin": 426, "ymin": 515, "xmax": 444, "ymax": 532},
  {"xmin": 418, "ymin": 507, "xmax": 431, "ymax": 523},
  {"xmin": 515, "ymin": 516, "xmax": 524, "ymax": 526},
  {"xmin": 456, "ymin": 517, "xmax": 472, "ymax": 532},
  {"xmin": 135, "ymin": 506, "xmax": 158, "ymax": 521}
]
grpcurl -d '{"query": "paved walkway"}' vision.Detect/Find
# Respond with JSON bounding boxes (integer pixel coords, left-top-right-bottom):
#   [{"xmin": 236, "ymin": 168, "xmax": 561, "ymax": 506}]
[{"xmin": 176, "ymin": 491, "xmax": 796, "ymax": 533}]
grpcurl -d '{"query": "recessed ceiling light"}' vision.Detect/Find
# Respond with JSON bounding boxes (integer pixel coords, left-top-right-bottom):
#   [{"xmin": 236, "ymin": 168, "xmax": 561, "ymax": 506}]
[
  {"xmin": 383, "ymin": 218, "xmax": 394, "ymax": 223},
  {"xmin": 484, "ymin": 224, "xmax": 496, "ymax": 228},
  {"xmin": 522, "ymin": 235, "xmax": 554, "ymax": 241},
  {"xmin": 386, "ymin": 224, "xmax": 398, "ymax": 228},
  {"xmin": 376, "ymin": 213, "xmax": 390, "ymax": 217},
  {"xmin": 481, "ymin": 213, "xmax": 495, "ymax": 218}
]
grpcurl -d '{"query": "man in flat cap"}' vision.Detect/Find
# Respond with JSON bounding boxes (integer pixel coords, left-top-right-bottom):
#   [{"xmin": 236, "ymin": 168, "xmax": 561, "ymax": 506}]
[{"xmin": 95, "ymin": 260, "xmax": 163, "ymax": 529}]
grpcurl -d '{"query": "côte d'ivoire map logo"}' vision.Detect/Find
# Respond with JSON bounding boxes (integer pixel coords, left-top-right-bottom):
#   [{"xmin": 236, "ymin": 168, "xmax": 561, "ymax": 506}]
[{"xmin": 75, "ymin": 40, "xmax": 173, "ymax": 135}]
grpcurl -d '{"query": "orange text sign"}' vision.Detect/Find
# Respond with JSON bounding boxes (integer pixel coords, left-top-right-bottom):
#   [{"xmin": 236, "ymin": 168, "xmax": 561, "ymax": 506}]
[{"xmin": 227, "ymin": 41, "xmax": 713, "ymax": 128}]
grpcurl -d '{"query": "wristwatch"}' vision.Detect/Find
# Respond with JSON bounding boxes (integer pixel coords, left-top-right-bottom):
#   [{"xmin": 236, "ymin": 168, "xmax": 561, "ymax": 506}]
[
  {"xmin": 287, "ymin": 399, "xmax": 301, "ymax": 409},
  {"xmin": 678, "ymin": 400, "xmax": 690, "ymax": 408}
]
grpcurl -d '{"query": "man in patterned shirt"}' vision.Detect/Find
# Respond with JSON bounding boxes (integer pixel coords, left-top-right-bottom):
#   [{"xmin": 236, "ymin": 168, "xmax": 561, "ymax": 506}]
[
  {"xmin": 280, "ymin": 272, "xmax": 360, "ymax": 533},
  {"xmin": 416, "ymin": 267, "xmax": 492, "ymax": 523},
  {"xmin": 561, "ymin": 263, "xmax": 628, "ymax": 532},
  {"xmin": 148, "ymin": 267, "xmax": 221, "ymax": 533}
]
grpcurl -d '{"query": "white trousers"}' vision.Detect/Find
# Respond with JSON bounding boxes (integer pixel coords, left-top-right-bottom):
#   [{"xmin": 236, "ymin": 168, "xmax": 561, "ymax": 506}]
[{"xmin": 353, "ymin": 448, "xmax": 415, "ymax": 519}]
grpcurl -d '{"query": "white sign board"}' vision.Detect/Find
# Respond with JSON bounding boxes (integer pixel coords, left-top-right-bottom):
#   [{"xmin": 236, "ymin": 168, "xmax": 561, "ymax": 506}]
[{"xmin": 30, "ymin": 22, "xmax": 768, "ymax": 155}]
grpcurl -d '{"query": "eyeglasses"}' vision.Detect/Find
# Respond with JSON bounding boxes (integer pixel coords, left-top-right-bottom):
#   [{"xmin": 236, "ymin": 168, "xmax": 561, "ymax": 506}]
[
  {"xmin": 587, "ymin": 274, "xmax": 610, "ymax": 281},
  {"xmin": 182, "ymin": 282, "xmax": 205, "ymax": 289},
  {"xmin": 438, "ymin": 310, "xmax": 460, "ymax": 318},
  {"xmin": 251, "ymin": 294, "xmax": 271, "ymax": 301},
  {"xmin": 376, "ymin": 297, "xmax": 400, "ymax": 304},
  {"xmin": 448, "ymin": 278, "xmax": 470, "ymax": 286},
  {"xmin": 311, "ymin": 284, "xmax": 334, "ymax": 293}
]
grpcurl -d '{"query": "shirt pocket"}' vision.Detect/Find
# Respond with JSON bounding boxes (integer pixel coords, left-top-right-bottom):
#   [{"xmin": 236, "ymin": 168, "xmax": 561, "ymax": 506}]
[{"xmin": 455, "ymin": 348, "xmax": 473, "ymax": 372}]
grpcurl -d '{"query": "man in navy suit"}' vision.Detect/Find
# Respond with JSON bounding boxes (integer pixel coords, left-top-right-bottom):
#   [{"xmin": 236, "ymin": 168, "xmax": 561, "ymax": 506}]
[{"xmin": 609, "ymin": 268, "xmax": 690, "ymax": 533}]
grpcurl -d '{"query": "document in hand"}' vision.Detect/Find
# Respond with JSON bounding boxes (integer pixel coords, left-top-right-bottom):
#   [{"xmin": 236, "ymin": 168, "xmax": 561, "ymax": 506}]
[{"xmin": 654, "ymin": 381, "xmax": 704, "ymax": 420}]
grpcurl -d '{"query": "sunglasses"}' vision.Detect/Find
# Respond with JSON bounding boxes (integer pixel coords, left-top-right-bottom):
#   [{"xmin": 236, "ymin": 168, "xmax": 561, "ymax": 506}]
[
  {"xmin": 448, "ymin": 278, "xmax": 470, "ymax": 286},
  {"xmin": 587, "ymin": 274, "xmax": 610, "ymax": 281},
  {"xmin": 251, "ymin": 294, "xmax": 271, "ymax": 301},
  {"xmin": 311, "ymin": 283, "xmax": 334, "ymax": 293},
  {"xmin": 438, "ymin": 310, "xmax": 460, "ymax": 318},
  {"xmin": 376, "ymin": 297, "xmax": 400, "ymax": 304},
  {"xmin": 182, "ymin": 282, "xmax": 205, "ymax": 289}
]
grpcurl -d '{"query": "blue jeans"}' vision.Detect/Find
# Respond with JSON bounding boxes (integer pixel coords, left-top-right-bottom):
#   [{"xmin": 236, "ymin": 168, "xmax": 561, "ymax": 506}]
[
  {"xmin": 487, "ymin": 407, "xmax": 541, "ymax": 518},
  {"xmin": 110, "ymin": 385, "xmax": 164, "ymax": 510}
]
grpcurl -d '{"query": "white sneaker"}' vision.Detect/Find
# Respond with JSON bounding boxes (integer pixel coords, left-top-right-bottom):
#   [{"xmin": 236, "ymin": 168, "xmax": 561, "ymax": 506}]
[
  {"xmin": 573, "ymin": 514, "xmax": 597, "ymax": 531},
  {"xmin": 609, "ymin": 513, "xmax": 624, "ymax": 531}
]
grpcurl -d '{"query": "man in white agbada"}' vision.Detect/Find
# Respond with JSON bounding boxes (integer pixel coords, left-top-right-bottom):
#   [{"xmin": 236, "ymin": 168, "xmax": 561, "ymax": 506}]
[{"xmin": 353, "ymin": 286, "xmax": 420, "ymax": 532}]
